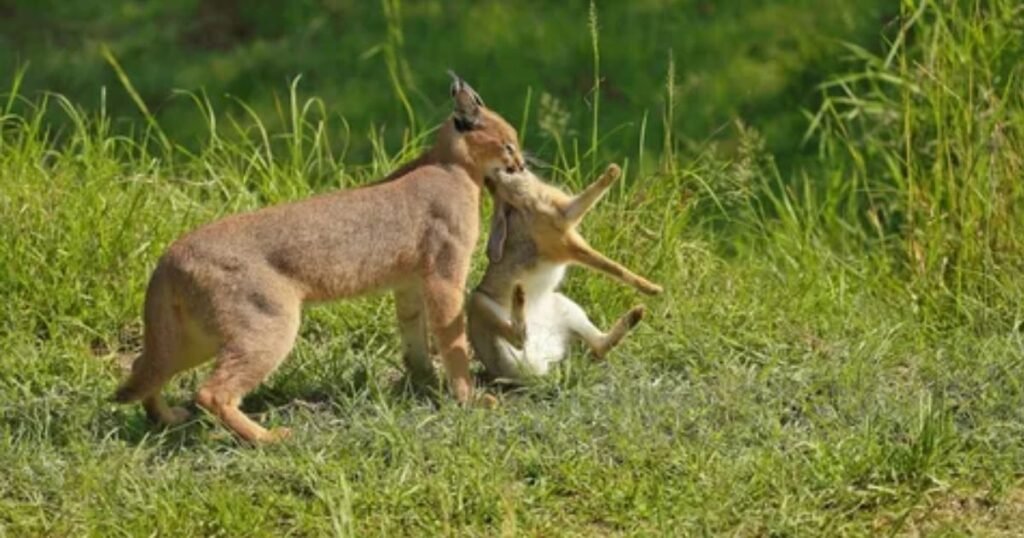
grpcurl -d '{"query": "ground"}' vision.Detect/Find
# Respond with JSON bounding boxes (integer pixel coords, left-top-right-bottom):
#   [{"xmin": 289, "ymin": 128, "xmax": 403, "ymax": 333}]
[{"xmin": 1, "ymin": 1, "xmax": 1023, "ymax": 536}]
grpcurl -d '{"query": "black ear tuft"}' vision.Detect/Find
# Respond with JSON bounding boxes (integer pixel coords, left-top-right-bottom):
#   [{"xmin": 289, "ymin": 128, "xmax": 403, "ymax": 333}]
[
  {"xmin": 448, "ymin": 70, "xmax": 484, "ymax": 132},
  {"xmin": 453, "ymin": 116, "xmax": 475, "ymax": 133},
  {"xmin": 448, "ymin": 70, "xmax": 462, "ymax": 97}
]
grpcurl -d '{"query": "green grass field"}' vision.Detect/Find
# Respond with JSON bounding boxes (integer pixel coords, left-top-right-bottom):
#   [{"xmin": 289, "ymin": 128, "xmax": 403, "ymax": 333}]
[{"xmin": 2, "ymin": 1, "xmax": 1024, "ymax": 535}]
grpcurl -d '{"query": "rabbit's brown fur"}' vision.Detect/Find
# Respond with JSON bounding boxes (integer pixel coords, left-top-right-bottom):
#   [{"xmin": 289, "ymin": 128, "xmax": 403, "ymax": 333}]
[{"xmin": 469, "ymin": 164, "xmax": 661, "ymax": 380}]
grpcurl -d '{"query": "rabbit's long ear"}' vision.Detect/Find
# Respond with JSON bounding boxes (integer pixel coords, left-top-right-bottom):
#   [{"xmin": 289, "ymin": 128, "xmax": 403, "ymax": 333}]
[
  {"xmin": 568, "ymin": 235, "xmax": 663, "ymax": 295},
  {"xmin": 448, "ymin": 70, "xmax": 484, "ymax": 132},
  {"xmin": 487, "ymin": 196, "xmax": 510, "ymax": 262},
  {"xmin": 563, "ymin": 163, "xmax": 621, "ymax": 223}
]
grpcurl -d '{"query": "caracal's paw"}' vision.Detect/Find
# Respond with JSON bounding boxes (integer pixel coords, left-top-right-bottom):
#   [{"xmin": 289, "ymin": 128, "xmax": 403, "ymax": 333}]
[
  {"xmin": 451, "ymin": 378, "xmax": 473, "ymax": 404},
  {"xmin": 475, "ymin": 392, "xmax": 500, "ymax": 410},
  {"xmin": 164, "ymin": 406, "xmax": 192, "ymax": 426},
  {"xmin": 257, "ymin": 427, "xmax": 292, "ymax": 444}
]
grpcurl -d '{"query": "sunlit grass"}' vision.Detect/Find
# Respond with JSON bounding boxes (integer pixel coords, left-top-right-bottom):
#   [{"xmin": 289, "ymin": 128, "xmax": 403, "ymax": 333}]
[{"xmin": 1, "ymin": 1, "xmax": 1023, "ymax": 535}]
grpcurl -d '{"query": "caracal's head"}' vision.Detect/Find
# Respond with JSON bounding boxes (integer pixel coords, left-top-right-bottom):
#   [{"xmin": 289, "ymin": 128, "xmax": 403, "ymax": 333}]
[{"xmin": 439, "ymin": 71, "xmax": 525, "ymax": 181}]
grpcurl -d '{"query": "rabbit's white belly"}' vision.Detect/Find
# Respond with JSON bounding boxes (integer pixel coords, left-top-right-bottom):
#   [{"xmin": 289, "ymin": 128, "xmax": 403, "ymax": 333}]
[
  {"xmin": 495, "ymin": 299, "xmax": 574, "ymax": 376},
  {"xmin": 495, "ymin": 262, "xmax": 576, "ymax": 377},
  {"xmin": 522, "ymin": 293, "xmax": 574, "ymax": 367}
]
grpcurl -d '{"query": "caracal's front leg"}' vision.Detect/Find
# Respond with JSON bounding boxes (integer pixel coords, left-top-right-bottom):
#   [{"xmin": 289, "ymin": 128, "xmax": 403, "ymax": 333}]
[
  {"xmin": 423, "ymin": 274, "xmax": 474, "ymax": 403},
  {"xmin": 394, "ymin": 282, "xmax": 435, "ymax": 384}
]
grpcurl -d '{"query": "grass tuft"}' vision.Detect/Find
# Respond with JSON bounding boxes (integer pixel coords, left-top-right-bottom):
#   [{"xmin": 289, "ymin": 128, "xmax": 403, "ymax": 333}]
[{"xmin": 1, "ymin": 0, "xmax": 1023, "ymax": 535}]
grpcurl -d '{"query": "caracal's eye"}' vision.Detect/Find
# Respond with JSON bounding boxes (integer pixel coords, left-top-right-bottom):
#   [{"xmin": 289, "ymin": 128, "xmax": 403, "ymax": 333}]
[{"xmin": 503, "ymin": 143, "xmax": 517, "ymax": 154}]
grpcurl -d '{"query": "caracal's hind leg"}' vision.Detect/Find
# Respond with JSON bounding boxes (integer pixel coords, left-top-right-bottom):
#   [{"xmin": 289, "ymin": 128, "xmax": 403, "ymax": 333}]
[
  {"xmin": 195, "ymin": 291, "xmax": 301, "ymax": 444},
  {"xmin": 114, "ymin": 268, "xmax": 216, "ymax": 426},
  {"xmin": 118, "ymin": 348, "xmax": 196, "ymax": 426},
  {"xmin": 555, "ymin": 293, "xmax": 644, "ymax": 360},
  {"xmin": 394, "ymin": 282, "xmax": 435, "ymax": 383},
  {"xmin": 141, "ymin": 309, "xmax": 219, "ymax": 426}
]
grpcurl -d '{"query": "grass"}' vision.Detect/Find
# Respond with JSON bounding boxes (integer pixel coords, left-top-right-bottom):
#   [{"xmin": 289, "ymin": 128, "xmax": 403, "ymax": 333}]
[
  {"xmin": 2, "ymin": 0, "xmax": 1024, "ymax": 536},
  {"xmin": 0, "ymin": 0, "xmax": 892, "ymax": 166}
]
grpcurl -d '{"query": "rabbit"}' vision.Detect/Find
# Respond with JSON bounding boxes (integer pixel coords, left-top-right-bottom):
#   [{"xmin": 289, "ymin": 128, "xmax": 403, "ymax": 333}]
[{"xmin": 468, "ymin": 164, "xmax": 662, "ymax": 381}]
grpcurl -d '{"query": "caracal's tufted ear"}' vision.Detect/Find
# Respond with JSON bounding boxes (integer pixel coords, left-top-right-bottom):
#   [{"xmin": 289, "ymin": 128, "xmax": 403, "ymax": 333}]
[{"xmin": 448, "ymin": 70, "xmax": 484, "ymax": 132}]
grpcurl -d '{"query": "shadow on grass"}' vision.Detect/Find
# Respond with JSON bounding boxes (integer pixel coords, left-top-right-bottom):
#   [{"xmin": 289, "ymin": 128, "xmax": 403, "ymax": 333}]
[
  {"xmin": 477, "ymin": 349, "xmax": 616, "ymax": 403},
  {"xmin": 106, "ymin": 350, "xmax": 613, "ymax": 452},
  {"xmin": 105, "ymin": 404, "xmax": 215, "ymax": 451},
  {"xmin": 105, "ymin": 363, "xmax": 452, "ymax": 451}
]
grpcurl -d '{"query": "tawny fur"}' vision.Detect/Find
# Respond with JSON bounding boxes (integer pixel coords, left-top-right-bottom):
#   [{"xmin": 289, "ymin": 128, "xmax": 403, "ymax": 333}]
[
  {"xmin": 468, "ymin": 164, "xmax": 662, "ymax": 381},
  {"xmin": 113, "ymin": 74, "xmax": 524, "ymax": 443}
]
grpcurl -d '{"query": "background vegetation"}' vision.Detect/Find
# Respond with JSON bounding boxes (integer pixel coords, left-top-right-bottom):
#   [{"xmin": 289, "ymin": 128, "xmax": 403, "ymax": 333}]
[{"xmin": 1, "ymin": 0, "xmax": 1023, "ymax": 535}]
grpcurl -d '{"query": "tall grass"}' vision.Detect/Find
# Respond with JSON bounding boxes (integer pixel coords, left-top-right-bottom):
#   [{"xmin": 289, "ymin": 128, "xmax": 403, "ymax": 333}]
[
  {"xmin": 805, "ymin": 0, "xmax": 1024, "ymax": 324},
  {"xmin": 1, "ymin": 1, "xmax": 1023, "ymax": 535}
]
